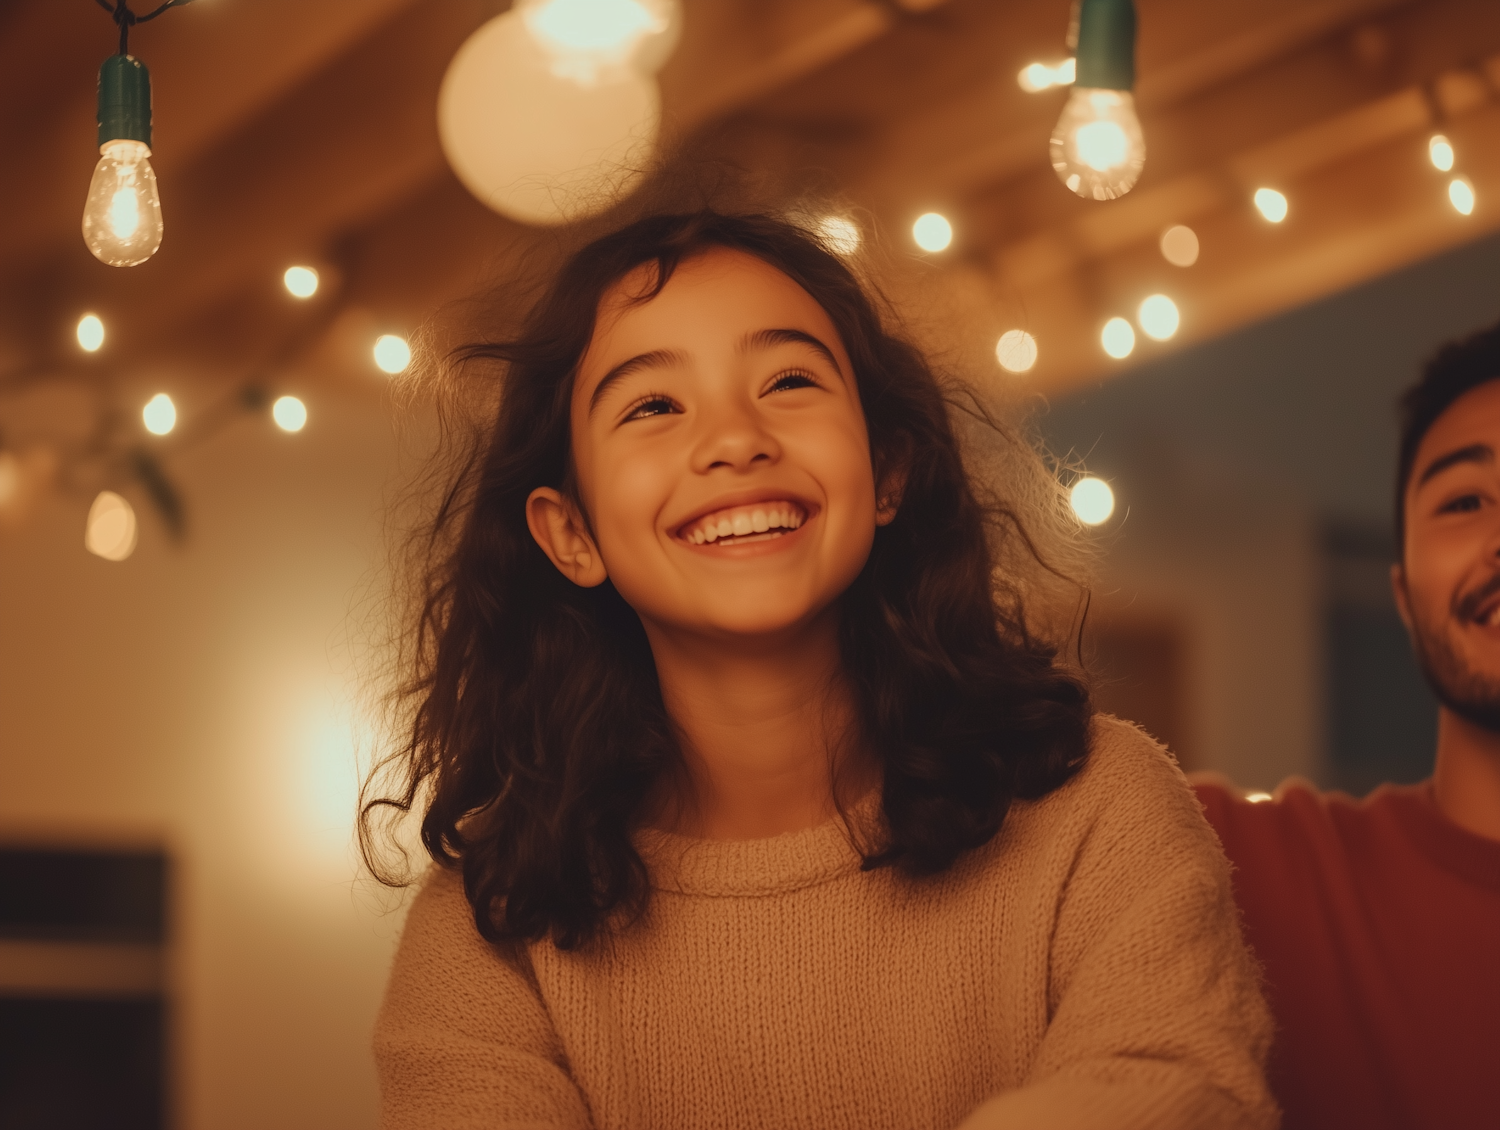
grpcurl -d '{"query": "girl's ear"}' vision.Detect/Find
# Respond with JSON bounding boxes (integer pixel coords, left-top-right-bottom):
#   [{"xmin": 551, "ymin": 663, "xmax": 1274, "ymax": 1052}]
[
  {"xmin": 874, "ymin": 440, "xmax": 912, "ymax": 527},
  {"xmin": 526, "ymin": 487, "xmax": 609, "ymax": 587}
]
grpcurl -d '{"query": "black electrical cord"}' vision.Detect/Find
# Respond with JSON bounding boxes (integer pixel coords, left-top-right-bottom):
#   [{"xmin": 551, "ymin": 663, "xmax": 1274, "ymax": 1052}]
[{"xmin": 94, "ymin": 0, "xmax": 199, "ymax": 57}]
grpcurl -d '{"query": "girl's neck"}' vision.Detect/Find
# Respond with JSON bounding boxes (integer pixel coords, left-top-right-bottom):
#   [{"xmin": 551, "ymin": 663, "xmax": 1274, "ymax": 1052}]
[{"xmin": 643, "ymin": 606, "xmax": 875, "ymax": 841}]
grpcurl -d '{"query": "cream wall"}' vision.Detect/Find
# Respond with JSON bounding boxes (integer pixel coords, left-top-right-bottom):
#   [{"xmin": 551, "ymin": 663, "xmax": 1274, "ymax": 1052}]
[{"xmin": 0, "ymin": 389, "xmax": 420, "ymax": 1129}]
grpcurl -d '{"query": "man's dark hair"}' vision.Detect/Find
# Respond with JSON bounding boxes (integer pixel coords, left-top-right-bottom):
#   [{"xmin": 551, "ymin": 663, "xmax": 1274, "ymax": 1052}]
[{"xmin": 1397, "ymin": 315, "xmax": 1500, "ymax": 547}]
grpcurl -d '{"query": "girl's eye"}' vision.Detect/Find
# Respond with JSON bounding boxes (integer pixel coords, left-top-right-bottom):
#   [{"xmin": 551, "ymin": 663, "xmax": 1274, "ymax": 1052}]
[
  {"xmin": 623, "ymin": 395, "xmax": 680, "ymax": 422},
  {"xmin": 1439, "ymin": 493, "xmax": 1483, "ymax": 514},
  {"xmin": 767, "ymin": 370, "xmax": 819, "ymax": 394}
]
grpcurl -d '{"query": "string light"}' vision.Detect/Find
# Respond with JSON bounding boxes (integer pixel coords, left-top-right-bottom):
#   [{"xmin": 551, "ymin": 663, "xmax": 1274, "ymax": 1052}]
[
  {"xmin": 1137, "ymin": 294, "xmax": 1180, "ymax": 340},
  {"xmin": 1017, "ymin": 58, "xmax": 1075, "ymax": 92},
  {"xmin": 815, "ymin": 215, "xmax": 861, "ymax": 257},
  {"xmin": 912, "ymin": 212, "xmax": 953, "ymax": 252},
  {"xmin": 272, "ymin": 396, "xmax": 308, "ymax": 433},
  {"xmin": 80, "ymin": 2, "xmax": 200, "ymax": 266},
  {"xmin": 1254, "ymin": 188, "xmax": 1289, "ymax": 223},
  {"xmin": 1070, "ymin": 477, "xmax": 1115, "ymax": 525},
  {"xmin": 77, "ymin": 314, "xmax": 106, "ymax": 352},
  {"xmin": 283, "ymin": 266, "xmax": 319, "ymax": 298},
  {"xmin": 1428, "ymin": 134, "xmax": 1454, "ymax": 172},
  {"xmin": 995, "ymin": 330, "xmax": 1038, "ymax": 373},
  {"xmin": 1449, "ymin": 177, "xmax": 1475, "ymax": 215},
  {"xmin": 85, "ymin": 490, "xmax": 138, "ymax": 561},
  {"xmin": 1159, "ymin": 224, "xmax": 1199, "ymax": 267},
  {"xmin": 1101, "ymin": 316, "xmax": 1135, "ymax": 359},
  {"xmin": 1051, "ymin": 0, "xmax": 1144, "ymax": 200},
  {"xmin": 373, "ymin": 335, "xmax": 412, "ymax": 375},
  {"xmin": 142, "ymin": 392, "xmax": 176, "ymax": 435}
]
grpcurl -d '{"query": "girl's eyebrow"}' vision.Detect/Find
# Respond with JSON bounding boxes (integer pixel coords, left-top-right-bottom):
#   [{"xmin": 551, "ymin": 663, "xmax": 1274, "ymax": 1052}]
[
  {"xmin": 588, "ymin": 348, "xmax": 687, "ymax": 416},
  {"xmin": 739, "ymin": 328, "xmax": 843, "ymax": 376}
]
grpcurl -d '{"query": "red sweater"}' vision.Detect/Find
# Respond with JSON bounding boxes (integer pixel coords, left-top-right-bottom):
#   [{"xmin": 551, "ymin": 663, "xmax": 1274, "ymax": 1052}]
[{"xmin": 1194, "ymin": 779, "xmax": 1500, "ymax": 1130}]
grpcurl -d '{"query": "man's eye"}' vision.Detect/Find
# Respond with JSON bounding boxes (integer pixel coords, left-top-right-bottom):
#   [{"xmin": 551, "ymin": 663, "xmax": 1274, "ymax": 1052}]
[
  {"xmin": 768, "ymin": 371, "xmax": 818, "ymax": 394},
  {"xmin": 624, "ymin": 396, "xmax": 678, "ymax": 421},
  {"xmin": 1439, "ymin": 494, "xmax": 1483, "ymax": 514}
]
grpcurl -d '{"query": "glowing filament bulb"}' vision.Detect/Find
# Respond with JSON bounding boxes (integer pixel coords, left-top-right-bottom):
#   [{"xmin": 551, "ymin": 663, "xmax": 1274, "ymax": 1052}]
[
  {"xmin": 1051, "ymin": 88, "xmax": 1145, "ymax": 200},
  {"xmin": 1429, "ymin": 135, "xmax": 1454, "ymax": 172},
  {"xmin": 81, "ymin": 140, "xmax": 163, "ymax": 267}
]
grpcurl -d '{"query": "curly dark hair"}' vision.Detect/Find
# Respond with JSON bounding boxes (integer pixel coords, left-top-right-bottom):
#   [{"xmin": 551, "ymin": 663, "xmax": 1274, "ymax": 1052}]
[{"xmin": 362, "ymin": 210, "xmax": 1093, "ymax": 950}]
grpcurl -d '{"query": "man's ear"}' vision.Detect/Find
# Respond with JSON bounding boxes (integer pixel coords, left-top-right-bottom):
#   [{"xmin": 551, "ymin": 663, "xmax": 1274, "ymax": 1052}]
[
  {"xmin": 874, "ymin": 441, "xmax": 912, "ymax": 527},
  {"xmin": 1391, "ymin": 562, "xmax": 1414, "ymax": 634},
  {"xmin": 526, "ymin": 487, "xmax": 608, "ymax": 587}
]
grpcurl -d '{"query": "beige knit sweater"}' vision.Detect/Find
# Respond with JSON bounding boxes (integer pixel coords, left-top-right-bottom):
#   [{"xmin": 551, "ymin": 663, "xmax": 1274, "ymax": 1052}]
[{"xmin": 374, "ymin": 716, "xmax": 1277, "ymax": 1130}]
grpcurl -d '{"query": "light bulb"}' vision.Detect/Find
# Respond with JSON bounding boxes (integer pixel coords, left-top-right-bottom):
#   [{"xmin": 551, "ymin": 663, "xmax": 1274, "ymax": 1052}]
[
  {"xmin": 85, "ymin": 490, "xmax": 138, "ymax": 561},
  {"xmin": 81, "ymin": 140, "xmax": 163, "ymax": 267},
  {"xmin": 1050, "ymin": 88, "xmax": 1145, "ymax": 200},
  {"xmin": 1101, "ymin": 316, "xmax": 1135, "ymax": 359},
  {"xmin": 1070, "ymin": 477, "xmax": 1115, "ymax": 525},
  {"xmin": 373, "ymin": 335, "xmax": 413, "ymax": 375},
  {"xmin": 77, "ymin": 314, "xmax": 105, "ymax": 352},
  {"xmin": 1429, "ymin": 134, "xmax": 1454, "ymax": 172},
  {"xmin": 272, "ymin": 396, "xmax": 308, "ymax": 433},
  {"xmin": 1449, "ymin": 177, "xmax": 1475, "ymax": 216},
  {"xmin": 912, "ymin": 212, "xmax": 953, "ymax": 252},
  {"xmin": 995, "ymin": 330, "xmax": 1038, "ymax": 373},
  {"xmin": 142, "ymin": 392, "xmax": 176, "ymax": 435}
]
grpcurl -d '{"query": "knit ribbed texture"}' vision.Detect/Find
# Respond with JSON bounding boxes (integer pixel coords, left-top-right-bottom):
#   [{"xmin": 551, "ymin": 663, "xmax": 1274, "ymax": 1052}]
[{"xmin": 374, "ymin": 716, "xmax": 1277, "ymax": 1130}]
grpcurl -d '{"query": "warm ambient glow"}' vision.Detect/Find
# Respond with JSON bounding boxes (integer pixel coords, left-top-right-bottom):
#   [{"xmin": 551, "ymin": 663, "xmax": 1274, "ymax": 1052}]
[
  {"xmin": 1429, "ymin": 134, "xmax": 1455, "ymax": 172},
  {"xmin": 995, "ymin": 330, "xmax": 1038, "ymax": 373},
  {"xmin": 1051, "ymin": 88, "xmax": 1145, "ymax": 200},
  {"xmin": 912, "ymin": 212, "xmax": 953, "ymax": 252},
  {"xmin": 1017, "ymin": 57, "xmax": 1075, "ymax": 92},
  {"xmin": 85, "ymin": 490, "xmax": 138, "ymax": 561},
  {"xmin": 1137, "ymin": 294, "xmax": 1180, "ymax": 341},
  {"xmin": 373, "ymin": 334, "xmax": 413, "ymax": 375},
  {"xmin": 142, "ymin": 393, "xmax": 176, "ymax": 436},
  {"xmin": 1246, "ymin": 792, "xmax": 1273, "ymax": 803},
  {"xmin": 1070, "ymin": 477, "xmax": 1115, "ymax": 526},
  {"xmin": 272, "ymin": 395, "xmax": 308, "ymax": 433},
  {"xmin": 1101, "ymin": 316, "xmax": 1135, "ymax": 359},
  {"xmin": 815, "ymin": 215, "xmax": 861, "ymax": 257},
  {"xmin": 81, "ymin": 139, "xmax": 164, "ymax": 267},
  {"xmin": 1449, "ymin": 177, "xmax": 1476, "ymax": 216},
  {"xmin": 283, "ymin": 266, "xmax": 319, "ymax": 298},
  {"xmin": 1160, "ymin": 225, "xmax": 1199, "ymax": 267},
  {"xmin": 77, "ymin": 314, "xmax": 105, "ymax": 352},
  {"xmin": 1254, "ymin": 188, "xmax": 1289, "ymax": 223}
]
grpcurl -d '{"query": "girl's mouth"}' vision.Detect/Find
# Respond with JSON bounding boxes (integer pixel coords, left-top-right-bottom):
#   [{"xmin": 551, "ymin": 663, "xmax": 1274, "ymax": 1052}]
[{"xmin": 676, "ymin": 501, "xmax": 808, "ymax": 546}]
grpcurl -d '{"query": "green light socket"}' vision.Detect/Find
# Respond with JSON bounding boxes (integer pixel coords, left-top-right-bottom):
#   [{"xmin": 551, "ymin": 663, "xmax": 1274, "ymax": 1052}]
[
  {"xmin": 1074, "ymin": 0, "xmax": 1136, "ymax": 91},
  {"xmin": 97, "ymin": 54, "xmax": 152, "ymax": 149}
]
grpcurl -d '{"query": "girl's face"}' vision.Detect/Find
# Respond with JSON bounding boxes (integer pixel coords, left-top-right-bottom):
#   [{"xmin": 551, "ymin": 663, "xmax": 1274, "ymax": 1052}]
[{"xmin": 537, "ymin": 247, "xmax": 888, "ymax": 642}]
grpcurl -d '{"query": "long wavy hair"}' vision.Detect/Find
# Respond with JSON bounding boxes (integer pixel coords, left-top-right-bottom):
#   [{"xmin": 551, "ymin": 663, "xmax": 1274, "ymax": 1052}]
[{"xmin": 362, "ymin": 210, "xmax": 1093, "ymax": 950}]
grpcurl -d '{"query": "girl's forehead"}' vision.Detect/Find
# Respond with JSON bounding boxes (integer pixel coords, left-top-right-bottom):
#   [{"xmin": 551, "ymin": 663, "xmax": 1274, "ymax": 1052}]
[{"xmin": 585, "ymin": 248, "xmax": 843, "ymax": 362}]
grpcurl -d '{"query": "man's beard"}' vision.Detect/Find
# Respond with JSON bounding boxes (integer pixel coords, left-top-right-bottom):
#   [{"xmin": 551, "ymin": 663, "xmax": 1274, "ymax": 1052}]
[{"xmin": 1410, "ymin": 607, "xmax": 1500, "ymax": 733}]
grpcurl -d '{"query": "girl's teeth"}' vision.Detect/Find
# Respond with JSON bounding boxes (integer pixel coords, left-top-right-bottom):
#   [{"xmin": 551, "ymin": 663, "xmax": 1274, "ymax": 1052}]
[
  {"xmin": 716, "ymin": 518, "xmax": 733, "ymax": 538},
  {"xmin": 732, "ymin": 513, "xmax": 753, "ymax": 536},
  {"xmin": 752, "ymin": 509, "xmax": 769, "ymax": 533},
  {"xmin": 682, "ymin": 501, "xmax": 806, "ymax": 543}
]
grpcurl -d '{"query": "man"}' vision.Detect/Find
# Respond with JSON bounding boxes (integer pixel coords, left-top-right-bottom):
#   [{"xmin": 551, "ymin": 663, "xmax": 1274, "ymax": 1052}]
[{"xmin": 1195, "ymin": 317, "xmax": 1500, "ymax": 1130}]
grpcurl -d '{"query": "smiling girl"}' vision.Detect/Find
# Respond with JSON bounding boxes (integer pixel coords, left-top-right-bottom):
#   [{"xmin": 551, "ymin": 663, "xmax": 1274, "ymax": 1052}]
[{"xmin": 367, "ymin": 212, "xmax": 1274, "ymax": 1129}]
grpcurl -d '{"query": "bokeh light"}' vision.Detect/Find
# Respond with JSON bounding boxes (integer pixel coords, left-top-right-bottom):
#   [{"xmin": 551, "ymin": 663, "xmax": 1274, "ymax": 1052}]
[
  {"xmin": 283, "ymin": 266, "xmax": 319, "ymax": 299},
  {"xmin": 142, "ymin": 392, "xmax": 176, "ymax": 436},
  {"xmin": 1254, "ymin": 188, "xmax": 1289, "ymax": 223},
  {"xmin": 1070, "ymin": 477, "xmax": 1115, "ymax": 526},
  {"xmin": 995, "ymin": 329, "xmax": 1038, "ymax": 373},
  {"xmin": 1101, "ymin": 316, "xmax": 1135, "ymax": 359},
  {"xmin": 815, "ymin": 215, "xmax": 861, "ymax": 257},
  {"xmin": 1159, "ymin": 224, "xmax": 1199, "ymax": 267},
  {"xmin": 85, "ymin": 490, "xmax": 138, "ymax": 561},
  {"xmin": 912, "ymin": 212, "xmax": 953, "ymax": 252},
  {"xmin": 1428, "ymin": 134, "xmax": 1454, "ymax": 172},
  {"xmin": 373, "ymin": 334, "xmax": 413, "ymax": 375},
  {"xmin": 1449, "ymin": 177, "xmax": 1475, "ymax": 216},
  {"xmin": 1138, "ymin": 294, "xmax": 1181, "ymax": 341},
  {"xmin": 272, "ymin": 395, "xmax": 308, "ymax": 433},
  {"xmin": 77, "ymin": 314, "xmax": 105, "ymax": 352}
]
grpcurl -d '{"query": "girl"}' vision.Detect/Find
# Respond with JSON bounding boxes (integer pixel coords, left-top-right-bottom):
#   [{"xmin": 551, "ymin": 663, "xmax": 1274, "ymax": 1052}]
[{"xmin": 367, "ymin": 211, "xmax": 1274, "ymax": 1129}]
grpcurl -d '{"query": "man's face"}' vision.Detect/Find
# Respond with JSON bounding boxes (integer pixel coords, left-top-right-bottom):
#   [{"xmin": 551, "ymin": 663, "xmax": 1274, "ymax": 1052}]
[{"xmin": 1395, "ymin": 380, "xmax": 1500, "ymax": 730}]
